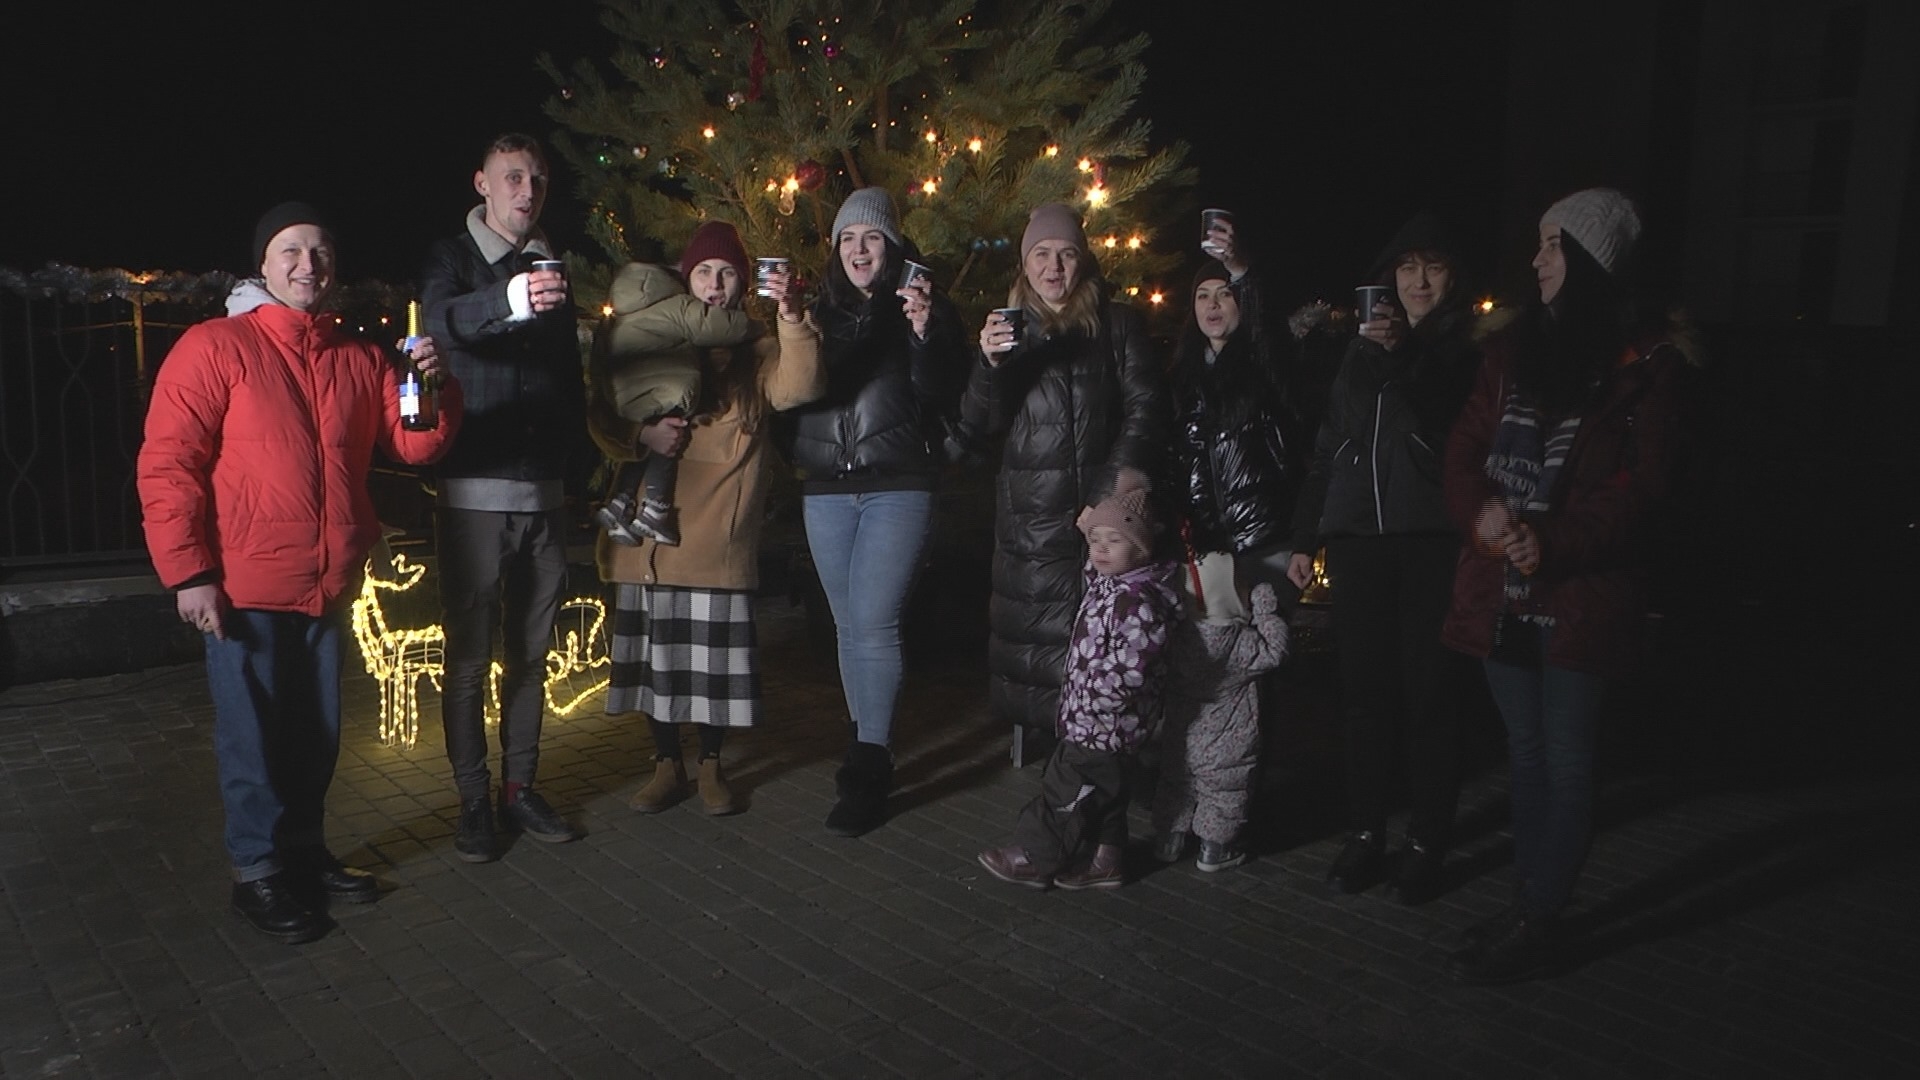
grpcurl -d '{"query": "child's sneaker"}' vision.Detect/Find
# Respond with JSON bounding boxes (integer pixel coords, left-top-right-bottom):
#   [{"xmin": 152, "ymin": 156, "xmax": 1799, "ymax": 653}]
[
  {"xmin": 631, "ymin": 498, "xmax": 680, "ymax": 547},
  {"xmin": 595, "ymin": 495, "xmax": 644, "ymax": 546},
  {"xmin": 1052, "ymin": 843, "xmax": 1124, "ymax": 890},
  {"xmin": 1196, "ymin": 840, "xmax": 1247, "ymax": 873},
  {"xmin": 976, "ymin": 846, "xmax": 1049, "ymax": 889},
  {"xmin": 1152, "ymin": 831, "xmax": 1188, "ymax": 864}
]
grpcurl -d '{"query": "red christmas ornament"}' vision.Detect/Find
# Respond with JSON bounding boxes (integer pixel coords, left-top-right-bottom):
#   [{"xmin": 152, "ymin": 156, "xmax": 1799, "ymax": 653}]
[
  {"xmin": 794, "ymin": 159, "xmax": 826, "ymax": 192},
  {"xmin": 748, "ymin": 35, "xmax": 767, "ymax": 101}
]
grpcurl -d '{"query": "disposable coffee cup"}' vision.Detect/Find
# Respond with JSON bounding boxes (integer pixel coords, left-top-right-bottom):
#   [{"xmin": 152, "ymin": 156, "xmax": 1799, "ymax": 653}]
[
  {"xmin": 899, "ymin": 260, "xmax": 933, "ymax": 292},
  {"xmin": 1200, "ymin": 208, "xmax": 1233, "ymax": 258},
  {"xmin": 532, "ymin": 259, "xmax": 565, "ymax": 276},
  {"xmin": 754, "ymin": 257, "xmax": 790, "ymax": 298},
  {"xmin": 1354, "ymin": 284, "xmax": 1395, "ymax": 324},
  {"xmin": 992, "ymin": 306, "xmax": 1027, "ymax": 345}
]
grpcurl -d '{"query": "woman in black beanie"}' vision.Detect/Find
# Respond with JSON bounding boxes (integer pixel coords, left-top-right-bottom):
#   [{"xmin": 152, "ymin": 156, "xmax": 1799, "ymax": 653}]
[{"xmin": 1286, "ymin": 211, "xmax": 1483, "ymax": 905}]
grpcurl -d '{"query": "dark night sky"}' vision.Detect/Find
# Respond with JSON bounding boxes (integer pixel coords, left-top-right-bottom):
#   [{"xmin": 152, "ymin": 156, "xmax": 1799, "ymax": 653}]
[{"xmin": 2, "ymin": 1, "xmax": 1509, "ymax": 303}]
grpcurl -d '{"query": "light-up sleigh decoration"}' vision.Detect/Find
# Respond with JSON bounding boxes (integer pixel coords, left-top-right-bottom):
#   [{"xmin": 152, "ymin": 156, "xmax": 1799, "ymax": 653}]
[{"xmin": 350, "ymin": 538, "xmax": 611, "ymax": 747}]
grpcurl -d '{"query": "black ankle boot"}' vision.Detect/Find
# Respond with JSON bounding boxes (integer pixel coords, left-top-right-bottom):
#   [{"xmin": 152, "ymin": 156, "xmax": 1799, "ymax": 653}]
[
  {"xmin": 1385, "ymin": 839, "xmax": 1446, "ymax": 905},
  {"xmin": 1451, "ymin": 911, "xmax": 1559, "ymax": 985},
  {"xmin": 1326, "ymin": 830, "xmax": 1387, "ymax": 894},
  {"xmin": 825, "ymin": 741, "xmax": 893, "ymax": 837}
]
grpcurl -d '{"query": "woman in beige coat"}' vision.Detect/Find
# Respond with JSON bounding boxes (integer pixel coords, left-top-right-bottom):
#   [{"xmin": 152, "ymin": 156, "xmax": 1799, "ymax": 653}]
[{"xmin": 589, "ymin": 221, "xmax": 824, "ymax": 815}]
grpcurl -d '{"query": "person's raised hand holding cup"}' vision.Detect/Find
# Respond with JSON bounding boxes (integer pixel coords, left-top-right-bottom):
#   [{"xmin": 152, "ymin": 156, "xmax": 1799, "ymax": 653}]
[{"xmin": 1355, "ymin": 283, "xmax": 1403, "ymax": 351}]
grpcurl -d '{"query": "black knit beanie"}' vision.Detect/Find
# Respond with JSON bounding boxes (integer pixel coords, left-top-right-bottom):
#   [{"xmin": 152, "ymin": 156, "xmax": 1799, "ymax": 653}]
[
  {"xmin": 1191, "ymin": 259, "xmax": 1231, "ymax": 293},
  {"xmin": 1366, "ymin": 211, "xmax": 1461, "ymax": 282},
  {"xmin": 251, "ymin": 201, "xmax": 330, "ymax": 272}
]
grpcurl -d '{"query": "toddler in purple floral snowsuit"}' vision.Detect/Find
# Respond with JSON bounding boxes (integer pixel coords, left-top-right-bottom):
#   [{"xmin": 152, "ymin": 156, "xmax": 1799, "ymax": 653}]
[{"xmin": 977, "ymin": 471, "xmax": 1182, "ymax": 890}]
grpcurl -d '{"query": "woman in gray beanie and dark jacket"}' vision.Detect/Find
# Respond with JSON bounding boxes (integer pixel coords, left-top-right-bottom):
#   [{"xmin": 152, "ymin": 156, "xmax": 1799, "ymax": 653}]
[
  {"xmin": 1286, "ymin": 211, "xmax": 1483, "ymax": 905},
  {"xmin": 958, "ymin": 203, "xmax": 1168, "ymax": 762},
  {"xmin": 777, "ymin": 187, "xmax": 968, "ymax": 837}
]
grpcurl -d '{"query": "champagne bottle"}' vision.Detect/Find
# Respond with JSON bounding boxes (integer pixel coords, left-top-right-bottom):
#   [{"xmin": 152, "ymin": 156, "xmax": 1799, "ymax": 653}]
[{"xmin": 399, "ymin": 300, "xmax": 438, "ymax": 431}]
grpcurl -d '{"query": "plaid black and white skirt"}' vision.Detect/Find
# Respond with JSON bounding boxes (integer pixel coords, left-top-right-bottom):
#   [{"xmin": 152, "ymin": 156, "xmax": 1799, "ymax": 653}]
[{"xmin": 604, "ymin": 584, "xmax": 761, "ymax": 728}]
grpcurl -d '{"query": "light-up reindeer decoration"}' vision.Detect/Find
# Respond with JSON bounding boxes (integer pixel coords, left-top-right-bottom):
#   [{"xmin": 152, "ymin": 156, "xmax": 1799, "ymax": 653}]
[{"xmin": 350, "ymin": 539, "xmax": 611, "ymax": 747}]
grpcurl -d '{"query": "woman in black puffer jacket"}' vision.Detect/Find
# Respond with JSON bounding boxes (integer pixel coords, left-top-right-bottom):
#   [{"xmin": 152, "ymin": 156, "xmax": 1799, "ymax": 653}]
[
  {"xmin": 1285, "ymin": 211, "xmax": 1483, "ymax": 906},
  {"xmin": 960, "ymin": 203, "xmax": 1168, "ymax": 761},
  {"xmin": 777, "ymin": 187, "xmax": 968, "ymax": 837}
]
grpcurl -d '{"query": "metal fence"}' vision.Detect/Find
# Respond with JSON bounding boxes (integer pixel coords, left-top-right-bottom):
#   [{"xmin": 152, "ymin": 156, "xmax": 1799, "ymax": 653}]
[{"xmin": 0, "ymin": 290, "xmax": 212, "ymax": 567}]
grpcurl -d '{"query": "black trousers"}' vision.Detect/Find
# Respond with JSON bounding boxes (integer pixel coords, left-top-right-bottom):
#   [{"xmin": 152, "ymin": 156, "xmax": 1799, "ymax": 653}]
[
  {"xmin": 611, "ymin": 455, "xmax": 678, "ymax": 506},
  {"xmin": 1325, "ymin": 533, "xmax": 1467, "ymax": 846},
  {"xmin": 1010, "ymin": 740, "xmax": 1132, "ymax": 876},
  {"xmin": 436, "ymin": 506, "xmax": 569, "ymax": 800}
]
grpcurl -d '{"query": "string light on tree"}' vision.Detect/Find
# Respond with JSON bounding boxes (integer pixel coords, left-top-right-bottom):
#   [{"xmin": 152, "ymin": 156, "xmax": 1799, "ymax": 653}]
[
  {"xmin": 967, "ymin": 137, "xmax": 983, "ymax": 153},
  {"xmin": 1085, "ymin": 185, "xmax": 1108, "ymax": 207}
]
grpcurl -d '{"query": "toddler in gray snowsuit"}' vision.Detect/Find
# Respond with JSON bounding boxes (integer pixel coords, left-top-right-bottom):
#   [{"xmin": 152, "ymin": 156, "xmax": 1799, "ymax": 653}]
[{"xmin": 1152, "ymin": 577, "xmax": 1289, "ymax": 872}]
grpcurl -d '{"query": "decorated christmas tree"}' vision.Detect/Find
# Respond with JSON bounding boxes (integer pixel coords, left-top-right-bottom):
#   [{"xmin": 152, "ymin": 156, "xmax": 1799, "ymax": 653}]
[{"xmin": 541, "ymin": 0, "xmax": 1192, "ymax": 319}]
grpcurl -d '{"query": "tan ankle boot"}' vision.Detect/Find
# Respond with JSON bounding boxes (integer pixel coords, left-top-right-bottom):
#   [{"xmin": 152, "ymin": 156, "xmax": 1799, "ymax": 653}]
[
  {"xmin": 628, "ymin": 758, "xmax": 687, "ymax": 813},
  {"xmin": 696, "ymin": 755, "xmax": 736, "ymax": 816}
]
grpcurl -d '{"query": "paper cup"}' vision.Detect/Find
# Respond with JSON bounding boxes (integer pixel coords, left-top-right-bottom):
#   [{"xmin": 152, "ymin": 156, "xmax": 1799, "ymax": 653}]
[
  {"xmin": 1354, "ymin": 284, "xmax": 1395, "ymax": 323},
  {"xmin": 992, "ymin": 306, "xmax": 1027, "ymax": 345},
  {"xmin": 754, "ymin": 257, "xmax": 790, "ymax": 298},
  {"xmin": 1200, "ymin": 208, "xmax": 1233, "ymax": 258},
  {"xmin": 899, "ymin": 260, "xmax": 933, "ymax": 292},
  {"xmin": 531, "ymin": 259, "xmax": 565, "ymax": 276}
]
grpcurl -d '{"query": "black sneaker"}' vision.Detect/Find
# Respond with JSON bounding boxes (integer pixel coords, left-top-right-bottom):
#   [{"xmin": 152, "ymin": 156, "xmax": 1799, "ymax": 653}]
[
  {"xmin": 453, "ymin": 795, "xmax": 498, "ymax": 863},
  {"xmin": 1385, "ymin": 840, "xmax": 1446, "ymax": 905},
  {"xmin": 500, "ymin": 787, "xmax": 578, "ymax": 844},
  {"xmin": 631, "ymin": 498, "xmax": 681, "ymax": 547},
  {"xmin": 231, "ymin": 874, "xmax": 325, "ymax": 943},
  {"xmin": 286, "ymin": 849, "xmax": 380, "ymax": 904},
  {"xmin": 1326, "ymin": 830, "xmax": 1387, "ymax": 893}
]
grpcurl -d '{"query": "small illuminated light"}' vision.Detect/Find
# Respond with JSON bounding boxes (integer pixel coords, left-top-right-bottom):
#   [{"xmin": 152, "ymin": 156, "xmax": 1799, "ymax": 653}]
[
  {"xmin": 334, "ymin": 316, "xmax": 343, "ymax": 324},
  {"xmin": 921, "ymin": 178, "xmax": 939, "ymax": 195},
  {"xmin": 1126, "ymin": 286, "xmax": 1140, "ymax": 296},
  {"xmin": 1478, "ymin": 298, "xmax": 1496, "ymax": 313},
  {"xmin": 1085, "ymin": 185, "xmax": 1108, "ymax": 207},
  {"xmin": 1149, "ymin": 291, "xmax": 1164, "ymax": 305},
  {"xmin": 702, "ymin": 125, "xmax": 716, "ymax": 139},
  {"xmin": 783, "ymin": 176, "xmax": 800, "ymax": 192},
  {"xmin": 1077, "ymin": 158, "xmax": 1093, "ymax": 172},
  {"xmin": 1103, "ymin": 236, "xmax": 1118, "ymax": 249},
  {"xmin": 1127, "ymin": 235, "xmax": 1143, "ymax": 250},
  {"xmin": 925, "ymin": 130, "xmax": 937, "ymax": 144},
  {"xmin": 1044, "ymin": 145, "xmax": 1060, "ymax": 157},
  {"xmin": 379, "ymin": 316, "xmax": 390, "ymax": 325},
  {"xmin": 765, "ymin": 180, "xmax": 778, "ymax": 192},
  {"xmin": 967, "ymin": 137, "xmax": 983, "ymax": 153},
  {"xmin": 601, "ymin": 303, "xmax": 614, "ymax": 317}
]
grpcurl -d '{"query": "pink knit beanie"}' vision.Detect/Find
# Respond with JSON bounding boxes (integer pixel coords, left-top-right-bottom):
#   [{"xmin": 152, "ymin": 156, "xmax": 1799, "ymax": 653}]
[{"xmin": 1021, "ymin": 203, "xmax": 1089, "ymax": 262}]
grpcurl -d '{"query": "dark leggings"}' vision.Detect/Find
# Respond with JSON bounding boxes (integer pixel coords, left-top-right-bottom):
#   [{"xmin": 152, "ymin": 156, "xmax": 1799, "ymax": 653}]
[
  {"xmin": 1326, "ymin": 533, "xmax": 1468, "ymax": 845},
  {"xmin": 649, "ymin": 719, "xmax": 725, "ymax": 761}
]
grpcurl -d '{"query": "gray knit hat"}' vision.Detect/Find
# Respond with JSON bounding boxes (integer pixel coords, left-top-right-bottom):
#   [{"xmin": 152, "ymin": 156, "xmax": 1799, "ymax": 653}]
[
  {"xmin": 1540, "ymin": 188, "xmax": 1641, "ymax": 275},
  {"xmin": 830, "ymin": 187, "xmax": 904, "ymax": 247},
  {"xmin": 1021, "ymin": 203, "xmax": 1089, "ymax": 262}
]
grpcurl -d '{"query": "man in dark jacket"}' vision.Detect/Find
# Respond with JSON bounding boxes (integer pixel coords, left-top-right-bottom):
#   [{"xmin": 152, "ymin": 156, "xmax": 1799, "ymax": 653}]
[{"xmin": 422, "ymin": 133, "xmax": 584, "ymax": 861}]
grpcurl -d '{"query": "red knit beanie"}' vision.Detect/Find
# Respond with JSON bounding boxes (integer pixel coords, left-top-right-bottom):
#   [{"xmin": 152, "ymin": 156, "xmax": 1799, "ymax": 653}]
[{"xmin": 678, "ymin": 221, "xmax": 750, "ymax": 282}]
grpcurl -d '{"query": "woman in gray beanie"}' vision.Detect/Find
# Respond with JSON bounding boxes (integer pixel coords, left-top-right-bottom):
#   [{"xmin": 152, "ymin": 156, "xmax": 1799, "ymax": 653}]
[
  {"xmin": 956, "ymin": 202, "xmax": 1169, "ymax": 764},
  {"xmin": 1442, "ymin": 188, "xmax": 1697, "ymax": 984},
  {"xmin": 775, "ymin": 187, "xmax": 968, "ymax": 836}
]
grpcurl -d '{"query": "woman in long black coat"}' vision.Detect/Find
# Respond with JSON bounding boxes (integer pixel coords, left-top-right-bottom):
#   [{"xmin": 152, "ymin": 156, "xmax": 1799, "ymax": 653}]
[{"xmin": 960, "ymin": 203, "xmax": 1167, "ymax": 760}]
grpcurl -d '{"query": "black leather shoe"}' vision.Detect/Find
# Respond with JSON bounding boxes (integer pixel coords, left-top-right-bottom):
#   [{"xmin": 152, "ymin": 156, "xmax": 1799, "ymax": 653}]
[
  {"xmin": 288, "ymin": 851, "xmax": 379, "ymax": 904},
  {"xmin": 1451, "ymin": 913, "xmax": 1559, "ymax": 986},
  {"xmin": 232, "ymin": 874, "xmax": 324, "ymax": 944},
  {"xmin": 454, "ymin": 795, "xmax": 498, "ymax": 862},
  {"xmin": 500, "ymin": 787, "xmax": 578, "ymax": 843},
  {"xmin": 1385, "ymin": 840, "xmax": 1446, "ymax": 905},
  {"xmin": 1326, "ymin": 830, "xmax": 1387, "ymax": 894}
]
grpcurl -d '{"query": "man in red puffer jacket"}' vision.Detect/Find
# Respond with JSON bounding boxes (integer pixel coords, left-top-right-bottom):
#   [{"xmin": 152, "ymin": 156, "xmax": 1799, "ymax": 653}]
[{"xmin": 138, "ymin": 202, "xmax": 462, "ymax": 944}]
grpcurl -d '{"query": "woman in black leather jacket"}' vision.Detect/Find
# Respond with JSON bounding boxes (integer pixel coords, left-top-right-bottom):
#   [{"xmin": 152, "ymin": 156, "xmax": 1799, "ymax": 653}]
[
  {"xmin": 778, "ymin": 187, "xmax": 967, "ymax": 837},
  {"xmin": 1285, "ymin": 211, "xmax": 1483, "ymax": 905}
]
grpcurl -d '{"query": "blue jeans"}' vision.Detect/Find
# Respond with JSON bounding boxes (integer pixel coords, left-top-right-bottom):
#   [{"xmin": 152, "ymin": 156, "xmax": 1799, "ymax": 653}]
[
  {"xmin": 204, "ymin": 609, "xmax": 343, "ymax": 882},
  {"xmin": 1483, "ymin": 651, "xmax": 1609, "ymax": 918},
  {"xmin": 803, "ymin": 490, "xmax": 934, "ymax": 747}
]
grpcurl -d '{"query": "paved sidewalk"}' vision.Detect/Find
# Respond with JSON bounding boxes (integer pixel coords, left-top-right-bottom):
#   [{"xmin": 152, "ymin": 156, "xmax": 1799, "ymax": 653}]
[{"xmin": 2, "ymin": 600, "xmax": 1916, "ymax": 1078}]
